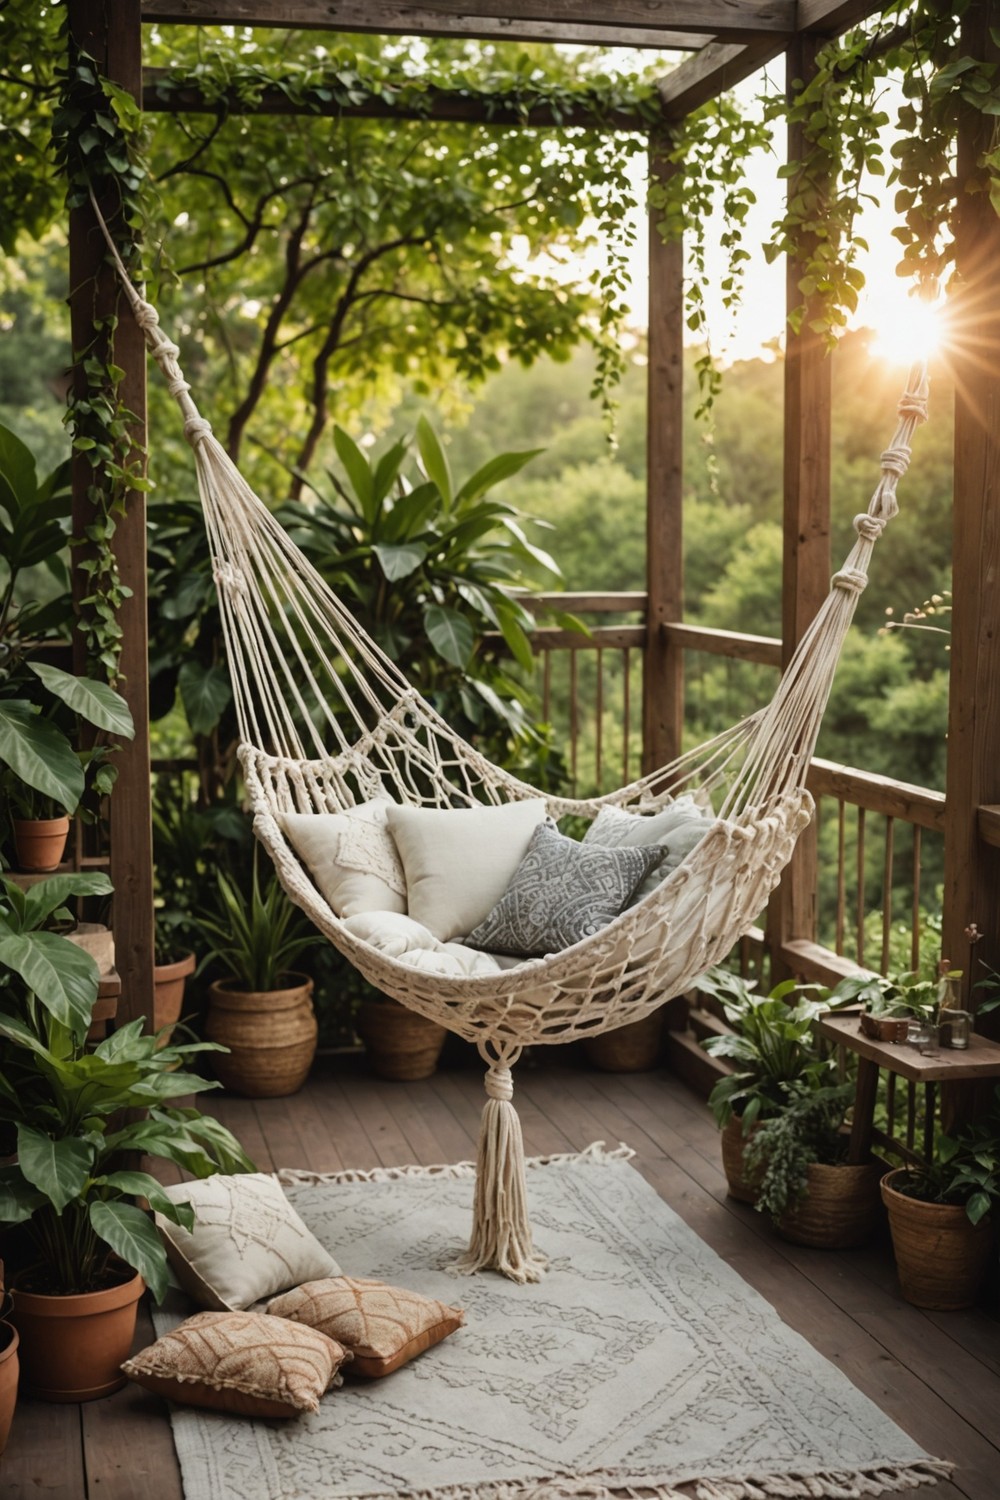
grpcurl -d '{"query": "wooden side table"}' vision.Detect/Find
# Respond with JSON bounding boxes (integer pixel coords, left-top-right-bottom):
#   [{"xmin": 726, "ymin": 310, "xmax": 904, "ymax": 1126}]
[{"xmin": 817, "ymin": 1012, "xmax": 1000, "ymax": 1164}]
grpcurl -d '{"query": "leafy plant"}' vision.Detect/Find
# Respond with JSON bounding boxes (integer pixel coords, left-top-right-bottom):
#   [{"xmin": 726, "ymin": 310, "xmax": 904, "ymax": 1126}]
[
  {"xmin": 891, "ymin": 1088, "xmax": 1000, "ymax": 1227},
  {"xmin": 0, "ymin": 872, "xmax": 254, "ymax": 1299},
  {"xmin": 195, "ymin": 856, "xmax": 315, "ymax": 993},
  {"xmin": 741, "ymin": 1081, "xmax": 855, "ymax": 1223},
  {"xmin": 827, "ymin": 967, "xmax": 941, "ymax": 1022},
  {"xmin": 699, "ymin": 966, "xmax": 852, "ymax": 1131}
]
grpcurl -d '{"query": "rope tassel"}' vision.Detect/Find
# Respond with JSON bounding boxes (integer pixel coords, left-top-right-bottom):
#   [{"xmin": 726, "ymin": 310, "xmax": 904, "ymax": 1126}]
[{"xmin": 451, "ymin": 1045, "xmax": 549, "ymax": 1284}]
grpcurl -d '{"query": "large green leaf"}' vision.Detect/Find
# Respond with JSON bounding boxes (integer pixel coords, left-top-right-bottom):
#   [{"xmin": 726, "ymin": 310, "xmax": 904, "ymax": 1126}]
[
  {"xmin": 22, "ymin": 872, "xmax": 114, "ymax": 933},
  {"xmin": 178, "ymin": 661, "xmax": 233, "ymax": 737},
  {"xmin": 0, "ymin": 421, "xmax": 37, "ymax": 519},
  {"xmin": 0, "ymin": 931, "xmax": 99, "ymax": 1038},
  {"xmin": 373, "ymin": 542, "xmax": 427, "ymax": 581},
  {"xmin": 96, "ymin": 1170, "xmax": 195, "ymax": 1230},
  {"xmin": 27, "ymin": 663, "xmax": 135, "ymax": 740},
  {"xmin": 89, "ymin": 1200, "xmax": 171, "ymax": 1302},
  {"xmin": 0, "ymin": 1010, "xmax": 57, "ymax": 1060},
  {"xmin": 423, "ymin": 604, "xmax": 474, "ymax": 668},
  {"xmin": 0, "ymin": 1166, "xmax": 45, "ymax": 1224},
  {"xmin": 0, "ymin": 701, "xmax": 84, "ymax": 811},
  {"xmin": 416, "ymin": 417, "xmax": 452, "ymax": 508},
  {"xmin": 455, "ymin": 447, "xmax": 544, "ymax": 506},
  {"xmin": 17, "ymin": 1124, "xmax": 93, "ymax": 1214},
  {"xmin": 333, "ymin": 427, "xmax": 375, "ymax": 523}
]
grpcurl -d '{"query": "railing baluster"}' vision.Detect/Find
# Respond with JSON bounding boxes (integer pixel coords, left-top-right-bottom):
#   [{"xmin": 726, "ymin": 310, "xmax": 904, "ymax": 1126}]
[
  {"xmin": 570, "ymin": 649, "xmax": 578, "ymax": 793},
  {"xmin": 622, "ymin": 646, "xmax": 631, "ymax": 786},
  {"xmin": 595, "ymin": 647, "xmax": 604, "ymax": 793},
  {"xmin": 911, "ymin": 824, "xmax": 922, "ymax": 972},
  {"xmin": 835, "ymin": 798, "xmax": 847, "ymax": 955},
  {"xmin": 881, "ymin": 815, "xmax": 895, "ymax": 973},
  {"xmin": 856, "ymin": 806, "xmax": 867, "ymax": 967}
]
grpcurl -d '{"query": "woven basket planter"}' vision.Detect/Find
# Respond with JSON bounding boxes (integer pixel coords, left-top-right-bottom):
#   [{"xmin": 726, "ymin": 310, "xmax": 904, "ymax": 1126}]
[
  {"xmin": 881, "ymin": 1167, "xmax": 995, "ymax": 1310},
  {"xmin": 720, "ymin": 1116, "xmax": 764, "ymax": 1204},
  {"xmin": 777, "ymin": 1158, "xmax": 886, "ymax": 1248},
  {"xmin": 205, "ymin": 973, "xmax": 317, "ymax": 1097},
  {"xmin": 358, "ymin": 996, "xmax": 446, "ymax": 1081},
  {"xmin": 584, "ymin": 1011, "xmax": 663, "ymax": 1073}
]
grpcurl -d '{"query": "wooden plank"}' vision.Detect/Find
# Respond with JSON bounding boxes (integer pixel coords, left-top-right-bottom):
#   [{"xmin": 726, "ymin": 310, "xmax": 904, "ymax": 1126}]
[
  {"xmin": 81, "ymin": 1304, "xmax": 183, "ymax": 1500},
  {"xmin": 642, "ymin": 147, "xmax": 684, "ymax": 777},
  {"xmin": 657, "ymin": 38, "xmax": 785, "ymax": 119},
  {"xmin": 766, "ymin": 33, "xmax": 831, "ymax": 983},
  {"xmin": 664, "ymin": 620, "xmax": 783, "ymax": 666},
  {"xmin": 1, "ymin": 1400, "xmax": 84, "ymax": 1499},
  {"xmin": 943, "ymin": 3, "xmax": 1000, "ymax": 1004},
  {"xmin": 818, "ymin": 1012, "xmax": 1000, "ymax": 1085},
  {"xmin": 143, "ymin": 73, "xmax": 651, "ymax": 132},
  {"xmin": 978, "ymin": 804, "xmax": 1000, "ymax": 849},
  {"xmin": 142, "ymin": 0, "xmax": 711, "ymax": 47},
  {"xmin": 778, "ymin": 936, "xmax": 863, "ymax": 986},
  {"xmin": 521, "ymin": 592, "xmax": 647, "ymax": 615},
  {"xmin": 809, "ymin": 758, "xmax": 947, "ymax": 832},
  {"xmin": 141, "ymin": 0, "xmax": 792, "ymax": 40},
  {"xmin": 68, "ymin": 0, "xmax": 155, "ymax": 1032}
]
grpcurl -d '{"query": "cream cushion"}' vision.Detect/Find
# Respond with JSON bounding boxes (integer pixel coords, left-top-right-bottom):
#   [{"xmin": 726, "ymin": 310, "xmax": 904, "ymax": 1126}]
[
  {"xmin": 281, "ymin": 800, "xmax": 406, "ymax": 918},
  {"xmin": 341, "ymin": 911, "xmax": 504, "ymax": 977},
  {"xmin": 155, "ymin": 1173, "xmax": 340, "ymax": 1312},
  {"xmin": 122, "ymin": 1310, "xmax": 349, "ymax": 1417},
  {"xmin": 583, "ymin": 797, "xmax": 715, "ymax": 901},
  {"xmin": 385, "ymin": 800, "xmax": 547, "ymax": 942}
]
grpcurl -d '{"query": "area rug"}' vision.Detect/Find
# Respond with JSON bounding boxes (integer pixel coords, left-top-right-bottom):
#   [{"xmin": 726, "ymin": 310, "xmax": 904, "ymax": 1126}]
[{"xmin": 155, "ymin": 1147, "xmax": 948, "ymax": 1500}]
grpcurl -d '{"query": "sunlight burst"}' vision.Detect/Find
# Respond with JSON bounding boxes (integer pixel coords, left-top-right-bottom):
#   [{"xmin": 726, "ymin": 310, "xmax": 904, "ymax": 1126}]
[{"xmin": 869, "ymin": 295, "xmax": 945, "ymax": 366}]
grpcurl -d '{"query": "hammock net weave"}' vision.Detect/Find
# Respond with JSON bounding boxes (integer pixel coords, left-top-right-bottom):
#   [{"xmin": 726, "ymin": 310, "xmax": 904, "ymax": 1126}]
[{"xmin": 98, "ymin": 215, "xmax": 927, "ymax": 1281}]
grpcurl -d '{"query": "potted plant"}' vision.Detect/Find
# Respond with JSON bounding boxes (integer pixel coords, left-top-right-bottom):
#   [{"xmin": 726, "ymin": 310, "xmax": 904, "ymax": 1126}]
[
  {"xmin": 356, "ymin": 994, "xmax": 447, "ymax": 1081},
  {"xmin": 0, "ymin": 871, "xmax": 253, "ymax": 1401},
  {"xmin": 830, "ymin": 968, "xmax": 942, "ymax": 1043},
  {"xmin": 0, "ymin": 421, "xmax": 135, "ymax": 871},
  {"xmin": 881, "ymin": 1093, "xmax": 1000, "ymax": 1310},
  {"xmin": 197, "ymin": 856, "xmax": 319, "ymax": 1097},
  {"xmin": 0, "ymin": 1264, "xmax": 17, "ymax": 1455},
  {"xmin": 699, "ymin": 967, "xmax": 854, "ymax": 1203}
]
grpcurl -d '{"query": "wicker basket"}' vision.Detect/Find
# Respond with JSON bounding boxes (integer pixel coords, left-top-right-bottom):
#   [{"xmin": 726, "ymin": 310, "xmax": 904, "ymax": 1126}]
[
  {"xmin": 205, "ymin": 974, "xmax": 317, "ymax": 1097},
  {"xmin": 584, "ymin": 1011, "xmax": 663, "ymax": 1073},
  {"xmin": 720, "ymin": 1116, "xmax": 764, "ymax": 1204},
  {"xmin": 881, "ymin": 1167, "xmax": 995, "ymax": 1309},
  {"xmin": 777, "ymin": 1158, "xmax": 887, "ymax": 1248},
  {"xmin": 358, "ymin": 997, "xmax": 446, "ymax": 1081}
]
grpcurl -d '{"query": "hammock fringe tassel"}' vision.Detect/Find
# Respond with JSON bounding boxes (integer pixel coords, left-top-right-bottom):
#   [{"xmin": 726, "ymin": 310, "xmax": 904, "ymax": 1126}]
[{"xmin": 450, "ymin": 1050, "xmax": 549, "ymax": 1284}]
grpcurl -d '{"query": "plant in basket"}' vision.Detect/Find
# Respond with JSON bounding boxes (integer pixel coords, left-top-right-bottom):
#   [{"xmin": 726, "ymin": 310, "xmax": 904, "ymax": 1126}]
[{"xmin": 0, "ymin": 871, "xmax": 254, "ymax": 1401}]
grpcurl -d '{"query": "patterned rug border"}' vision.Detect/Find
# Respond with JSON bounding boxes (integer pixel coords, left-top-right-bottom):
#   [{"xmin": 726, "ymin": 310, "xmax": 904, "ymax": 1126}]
[{"xmin": 276, "ymin": 1139, "xmax": 635, "ymax": 1187}]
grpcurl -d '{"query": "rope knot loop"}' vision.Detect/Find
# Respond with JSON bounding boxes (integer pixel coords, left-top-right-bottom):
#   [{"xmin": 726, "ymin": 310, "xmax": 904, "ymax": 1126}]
[
  {"xmin": 880, "ymin": 445, "xmax": 910, "ymax": 478},
  {"xmin": 832, "ymin": 567, "xmax": 868, "ymax": 595},
  {"xmin": 214, "ymin": 561, "xmax": 247, "ymax": 597},
  {"xmin": 898, "ymin": 390, "xmax": 929, "ymax": 423},
  {"xmin": 484, "ymin": 1066, "xmax": 514, "ymax": 1102},
  {"xmin": 166, "ymin": 375, "xmax": 191, "ymax": 398},
  {"xmin": 134, "ymin": 301, "xmax": 160, "ymax": 331},
  {"xmin": 853, "ymin": 513, "xmax": 885, "ymax": 542},
  {"xmin": 183, "ymin": 415, "xmax": 213, "ymax": 446}
]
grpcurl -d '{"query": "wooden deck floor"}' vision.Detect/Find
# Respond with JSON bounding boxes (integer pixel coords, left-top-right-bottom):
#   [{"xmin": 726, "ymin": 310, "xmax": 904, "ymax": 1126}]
[{"xmin": 3, "ymin": 1052, "xmax": 997, "ymax": 1500}]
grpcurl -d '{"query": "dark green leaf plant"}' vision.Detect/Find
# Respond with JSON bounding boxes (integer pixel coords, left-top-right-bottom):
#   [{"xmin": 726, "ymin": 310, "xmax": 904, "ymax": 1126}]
[
  {"xmin": 891, "ymin": 1086, "xmax": 1000, "ymax": 1228},
  {"xmin": 0, "ymin": 872, "xmax": 254, "ymax": 1300},
  {"xmin": 194, "ymin": 855, "xmax": 315, "ymax": 994},
  {"xmin": 741, "ymin": 1080, "xmax": 856, "ymax": 1224}
]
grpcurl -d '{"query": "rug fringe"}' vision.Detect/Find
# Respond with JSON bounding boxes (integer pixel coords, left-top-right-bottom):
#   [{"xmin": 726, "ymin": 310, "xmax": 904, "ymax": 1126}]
[
  {"xmin": 340, "ymin": 1460, "xmax": 952, "ymax": 1500},
  {"xmin": 277, "ymin": 1140, "xmax": 635, "ymax": 1187}
]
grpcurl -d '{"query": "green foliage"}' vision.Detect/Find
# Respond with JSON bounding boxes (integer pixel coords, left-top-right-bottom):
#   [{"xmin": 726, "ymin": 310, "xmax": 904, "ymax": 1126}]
[
  {"xmin": 0, "ymin": 872, "xmax": 254, "ymax": 1297},
  {"xmin": 742, "ymin": 1081, "xmax": 855, "ymax": 1223},
  {"xmin": 699, "ymin": 966, "xmax": 850, "ymax": 1130},
  {"xmin": 893, "ymin": 1087, "xmax": 1000, "ymax": 1226},
  {"xmin": 194, "ymin": 857, "xmax": 315, "ymax": 994},
  {"xmin": 826, "ymin": 966, "xmax": 942, "ymax": 1021}
]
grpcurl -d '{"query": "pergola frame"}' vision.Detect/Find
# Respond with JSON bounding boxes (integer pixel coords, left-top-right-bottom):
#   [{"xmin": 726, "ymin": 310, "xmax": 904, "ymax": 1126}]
[{"xmin": 66, "ymin": 0, "xmax": 1000, "ymax": 1025}]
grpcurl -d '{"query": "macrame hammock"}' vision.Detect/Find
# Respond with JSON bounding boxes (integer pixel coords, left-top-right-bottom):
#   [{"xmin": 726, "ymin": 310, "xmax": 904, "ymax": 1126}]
[{"xmin": 96, "ymin": 208, "xmax": 928, "ymax": 1283}]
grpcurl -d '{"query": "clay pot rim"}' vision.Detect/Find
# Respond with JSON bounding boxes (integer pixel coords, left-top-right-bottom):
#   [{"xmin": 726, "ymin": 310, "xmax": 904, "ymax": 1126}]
[
  {"xmin": 209, "ymin": 972, "xmax": 314, "ymax": 1003},
  {"xmin": 880, "ymin": 1165, "xmax": 992, "ymax": 1223},
  {"xmin": 11, "ymin": 814, "xmax": 71, "ymax": 832},
  {"xmin": 154, "ymin": 950, "xmax": 197, "ymax": 982},
  {"xmin": 11, "ymin": 1268, "xmax": 144, "ymax": 1318}
]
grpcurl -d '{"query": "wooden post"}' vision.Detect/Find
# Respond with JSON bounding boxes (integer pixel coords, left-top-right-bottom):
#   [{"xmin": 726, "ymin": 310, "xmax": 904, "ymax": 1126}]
[
  {"xmin": 767, "ymin": 34, "xmax": 832, "ymax": 980},
  {"xmin": 68, "ymin": 0, "xmax": 154, "ymax": 1028},
  {"xmin": 942, "ymin": 2, "xmax": 1000, "ymax": 1010},
  {"xmin": 643, "ymin": 143, "xmax": 685, "ymax": 777}
]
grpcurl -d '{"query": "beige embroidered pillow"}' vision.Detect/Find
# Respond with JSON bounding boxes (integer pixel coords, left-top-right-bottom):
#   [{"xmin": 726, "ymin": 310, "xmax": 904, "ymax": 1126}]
[
  {"xmin": 386, "ymin": 799, "xmax": 547, "ymax": 942},
  {"xmin": 266, "ymin": 1277, "xmax": 465, "ymax": 1378},
  {"xmin": 155, "ymin": 1174, "xmax": 339, "ymax": 1312},
  {"xmin": 122, "ymin": 1310, "xmax": 350, "ymax": 1417},
  {"xmin": 282, "ymin": 800, "xmax": 406, "ymax": 918}
]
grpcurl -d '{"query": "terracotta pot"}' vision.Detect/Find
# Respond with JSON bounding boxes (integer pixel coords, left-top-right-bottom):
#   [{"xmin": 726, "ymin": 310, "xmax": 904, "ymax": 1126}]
[
  {"xmin": 10, "ymin": 1269, "xmax": 143, "ymax": 1403},
  {"xmin": 720, "ymin": 1115, "xmax": 764, "ymax": 1204},
  {"xmin": 0, "ymin": 1322, "xmax": 18, "ymax": 1454},
  {"xmin": 357, "ymin": 997, "xmax": 446, "ymax": 1081},
  {"xmin": 777, "ymin": 1157, "xmax": 887, "ymax": 1248},
  {"xmin": 12, "ymin": 815, "xmax": 70, "ymax": 873},
  {"xmin": 153, "ymin": 951, "xmax": 196, "ymax": 1045},
  {"xmin": 584, "ymin": 1011, "xmax": 663, "ymax": 1073},
  {"xmin": 881, "ymin": 1167, "xmax": 995, "ymax": 1310},
  {"xmin": 206, "ymin": 973, "xmax": 317, "ymax": 1097}
]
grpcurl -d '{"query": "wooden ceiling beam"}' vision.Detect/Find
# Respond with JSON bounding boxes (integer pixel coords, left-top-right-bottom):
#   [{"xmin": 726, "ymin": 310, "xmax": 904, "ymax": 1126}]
[
  {"xmin": 141, "ymin": 0, "xmax": 776, "ymax": 43},
  {"xmin": 142, "ymin": 69, "xmax": 653, "ymax": 129}
]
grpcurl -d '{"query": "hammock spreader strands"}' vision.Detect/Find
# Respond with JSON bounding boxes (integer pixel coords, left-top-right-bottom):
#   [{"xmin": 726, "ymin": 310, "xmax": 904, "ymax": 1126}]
[{"xmin": 94, "ymin": 203, "xmax": 927, "ymax": 1282}]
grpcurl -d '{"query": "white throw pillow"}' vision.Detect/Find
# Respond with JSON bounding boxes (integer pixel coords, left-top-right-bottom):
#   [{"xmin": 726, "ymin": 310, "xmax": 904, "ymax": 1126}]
[
  {"xmin": 341, "ymin": 911, "xmax": 504, "ymax": 978},
  {"xmin": 386, "ymin": 800, "xmax": 548, "ymax": 942},
  {"xmin": 282, "ymin": 800, "xmax": 406, "ymax": 918},
  {"xmin": 583, "ymin": 797, "xmax": 714, "ymax": 901},
  {"xmin": 155, "ymin": 1173, "xmax": 340, "ymax": 1312}
]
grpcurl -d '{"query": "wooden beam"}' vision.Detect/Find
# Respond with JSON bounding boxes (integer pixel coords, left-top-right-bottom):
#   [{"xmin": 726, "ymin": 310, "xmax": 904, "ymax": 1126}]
[
  {"xmin": 142, "ymin": 0, "xmax": 710, "ymax": 48},
  {"xmin": 807, "ymin": 759, "xmax": 947, "ymax": 835},
  {"xmin": 663, "ymin": 621, "xmax": 782, "ymax": 667},
  {"xmin": 68, "ymin": 0, "xmax": 155, "ymax": 1031},
  {"xmin": 143, "ymin": 72, "xmax": 651, "ymax": 131},
  {"xmin": 642, "ymin": 147, "xmax": 684, "ymax": 776},
  {"xmin": 942, "ymin": 0, "xmax": 1000, "ymax": 1004},
  {"xmin": 767, "ymin": 33, "xmax": 832, "ymax": 982},
  {"xmin": 142, "ymin": 0, "xmax": 789, "ymax": 40}
]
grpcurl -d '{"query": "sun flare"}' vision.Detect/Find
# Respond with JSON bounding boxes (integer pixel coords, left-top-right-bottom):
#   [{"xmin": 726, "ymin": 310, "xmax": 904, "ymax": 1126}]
[{"xmin": 869, "ymin": 295, "xmax": 945, "ymax": 367}]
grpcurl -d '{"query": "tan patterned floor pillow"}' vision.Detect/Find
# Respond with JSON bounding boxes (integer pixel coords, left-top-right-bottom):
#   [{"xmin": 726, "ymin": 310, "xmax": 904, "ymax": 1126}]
[
  {"xmin": 122, "ymin": 1310, "xmax": 351, "ymax": 1418},
  {"xmin": 266, "ymin": 1277, "xmax": 465, "ymax": 1378}
]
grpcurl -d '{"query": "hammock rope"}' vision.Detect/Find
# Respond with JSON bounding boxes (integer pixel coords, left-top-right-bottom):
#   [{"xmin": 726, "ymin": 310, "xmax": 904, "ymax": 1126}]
[{"xmin": 92, "ymin": 199, "xmax": 927, "ymax": 1282}]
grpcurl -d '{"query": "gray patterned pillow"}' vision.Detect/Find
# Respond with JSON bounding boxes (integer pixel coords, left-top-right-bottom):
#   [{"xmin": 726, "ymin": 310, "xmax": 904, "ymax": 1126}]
[{"xmin": 465, "ymin": 822, "xmax": 666, "ymax": 958}]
